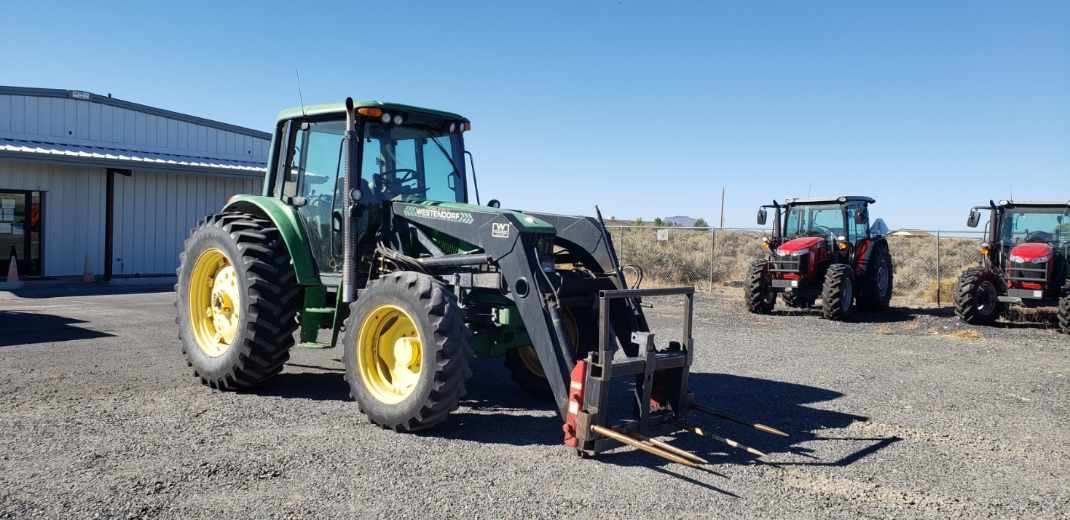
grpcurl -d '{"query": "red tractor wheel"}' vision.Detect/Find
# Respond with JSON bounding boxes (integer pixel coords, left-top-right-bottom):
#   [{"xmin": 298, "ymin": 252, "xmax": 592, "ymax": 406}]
[
  {"xmin": 954, "ymin": 267, "xmax": 1004, "ymax": 325},
  {"xmin": 821, "ymin": 264, "xmax": 854, "ymax": 321},
  {"xmin": 745, "ymin": 260, "xmax": 775, "ymax": 314}
]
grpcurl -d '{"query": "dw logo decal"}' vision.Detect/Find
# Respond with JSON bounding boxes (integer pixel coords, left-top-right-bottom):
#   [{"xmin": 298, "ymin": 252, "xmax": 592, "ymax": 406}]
[{"xmin": 491, "ymin": 222, "xmax": 511, "ymax": 239}]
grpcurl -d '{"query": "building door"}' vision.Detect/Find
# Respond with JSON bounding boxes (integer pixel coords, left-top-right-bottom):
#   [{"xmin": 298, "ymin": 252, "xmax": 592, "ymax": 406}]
[{"xmin": 0, "ymin": 190, "xmax": 43, "ymax": 278}]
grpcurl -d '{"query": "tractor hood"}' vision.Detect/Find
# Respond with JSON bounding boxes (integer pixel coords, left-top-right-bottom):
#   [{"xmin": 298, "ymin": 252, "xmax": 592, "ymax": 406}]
[
  {"xmin": 776, "ymin": 236, "xmax": 824, "ymax": 256},
  {"xmin": 1009, "ymin": 242, "xmax": 1054, "ymax": 263}
]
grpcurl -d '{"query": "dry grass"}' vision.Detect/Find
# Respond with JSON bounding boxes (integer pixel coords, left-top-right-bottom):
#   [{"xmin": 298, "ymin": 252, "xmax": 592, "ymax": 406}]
[
  {"xmin": 609, "ymin": 227, "xmax": 982, "ymax": 305},
  {"xmin": 941, "ymin": 329, "xmax": 983, "ymax": 341}
]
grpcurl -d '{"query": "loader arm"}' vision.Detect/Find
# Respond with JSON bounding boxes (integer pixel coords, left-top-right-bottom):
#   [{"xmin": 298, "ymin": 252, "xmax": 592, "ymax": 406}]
[{"xmin": 391, "ymin": 201, "xmax": 578, "ymax": 414}]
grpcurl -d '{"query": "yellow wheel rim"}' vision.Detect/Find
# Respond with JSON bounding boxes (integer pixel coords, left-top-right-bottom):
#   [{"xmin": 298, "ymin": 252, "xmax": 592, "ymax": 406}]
[
  {"xmin": 357, "ymin": 304, "xmax": 424, "ymax": 404},
  {"xmin": 187, "ymin": 248, "xmax": 241, "ymax": 358}
]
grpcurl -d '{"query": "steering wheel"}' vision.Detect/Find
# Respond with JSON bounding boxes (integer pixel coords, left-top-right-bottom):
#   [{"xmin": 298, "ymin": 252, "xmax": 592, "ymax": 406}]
[
  {"xmin": 808, "ymin": 225, "xmax": 833, "ymax": 237},
  {"xmin": 1025, "ymin": 230, "xmax": 1053, "ymax": 243},
  {"xmin": 375, "ymin": 168, "xmax": 426, "ymax": 197}
]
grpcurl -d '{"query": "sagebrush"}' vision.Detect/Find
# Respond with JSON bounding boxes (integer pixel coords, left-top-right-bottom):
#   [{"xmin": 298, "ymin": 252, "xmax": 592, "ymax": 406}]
[{"xmin": 608, "ymin": 227, "xmax": 980, "ymax": 304}]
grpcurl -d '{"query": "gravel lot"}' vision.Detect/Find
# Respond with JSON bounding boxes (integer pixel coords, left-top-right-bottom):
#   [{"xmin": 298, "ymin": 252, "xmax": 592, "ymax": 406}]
[{"xmin": 1, "ymin": 286, "xmax": 1068, "ymax": 519}]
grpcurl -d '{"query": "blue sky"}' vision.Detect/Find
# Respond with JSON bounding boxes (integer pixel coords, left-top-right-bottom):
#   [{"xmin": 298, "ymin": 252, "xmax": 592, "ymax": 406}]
[{"xmin": 3, "ymin": 1, "xmax": 1067, "ymax": 229}]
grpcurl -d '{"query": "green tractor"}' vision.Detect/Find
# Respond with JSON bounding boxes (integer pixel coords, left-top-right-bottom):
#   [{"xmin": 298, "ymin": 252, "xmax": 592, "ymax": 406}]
[{"xmin": 175, "ymin": 98, "xmax": 771, "ymax": 460}]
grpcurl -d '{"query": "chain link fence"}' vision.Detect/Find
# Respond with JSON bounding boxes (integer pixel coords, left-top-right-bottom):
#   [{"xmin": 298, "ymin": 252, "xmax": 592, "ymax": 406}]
[{"xmin": 606, "ymin": 225, "xmax": 985, "ymax": 306}]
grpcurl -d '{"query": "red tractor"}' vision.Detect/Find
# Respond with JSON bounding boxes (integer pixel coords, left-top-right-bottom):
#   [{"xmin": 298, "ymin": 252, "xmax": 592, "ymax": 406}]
[
  {"xmin": 955, "ymin": 200, "xmax": 1070, "ymax": 333},
  {"xmin": 746, "ymin": 196, "xmax": 894, "ymax": 320}
]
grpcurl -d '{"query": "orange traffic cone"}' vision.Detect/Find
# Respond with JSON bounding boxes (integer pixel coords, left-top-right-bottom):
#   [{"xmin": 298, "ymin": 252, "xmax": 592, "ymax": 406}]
[
  {"xmin": 82, "ymin": 255, "xmax": 95, "ymax": 283},
  {"xmin": 2, "ymin": 253, "xmax": 22, "ymax": 289}
]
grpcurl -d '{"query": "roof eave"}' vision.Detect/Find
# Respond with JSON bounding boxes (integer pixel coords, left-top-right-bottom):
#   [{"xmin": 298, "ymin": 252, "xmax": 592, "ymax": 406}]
[{"xmin": 0, "ymin": 149, "xmax": 264, "ymax": 178}]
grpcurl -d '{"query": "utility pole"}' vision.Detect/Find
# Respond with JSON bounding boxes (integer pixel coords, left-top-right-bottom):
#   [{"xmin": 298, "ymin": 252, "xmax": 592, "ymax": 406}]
[{"xmin": 719, "ymin": 186, "xmax": 726, "ymax": 229}]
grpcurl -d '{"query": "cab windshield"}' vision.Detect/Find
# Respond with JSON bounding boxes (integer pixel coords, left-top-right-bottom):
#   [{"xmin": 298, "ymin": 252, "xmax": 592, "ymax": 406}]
[
  {"xmin": 362, "ymin": 122, "xmax": 466, "ymax": 204},
  {"xmin": 1000, "ymin": 210, "xmax": 1070, "ymax": 246},
  {"xmin": 783, "ymin": 204, "xmax": 845, "ymax": 240}
]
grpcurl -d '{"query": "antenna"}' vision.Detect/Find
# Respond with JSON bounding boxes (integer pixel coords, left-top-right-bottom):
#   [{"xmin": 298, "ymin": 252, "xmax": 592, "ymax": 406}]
[{"xmin": 295, "ymin": 69, "xmax": 307, "ymax": 118}]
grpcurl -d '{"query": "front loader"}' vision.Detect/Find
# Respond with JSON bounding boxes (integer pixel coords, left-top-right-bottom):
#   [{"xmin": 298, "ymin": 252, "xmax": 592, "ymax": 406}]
[
  {"xmin": 745, "ymin": 196, "xmax": 894, "ymax": 320},
  {"xmin": 175, "ymin": 98, "xmax": 784, "ymax": 463}
]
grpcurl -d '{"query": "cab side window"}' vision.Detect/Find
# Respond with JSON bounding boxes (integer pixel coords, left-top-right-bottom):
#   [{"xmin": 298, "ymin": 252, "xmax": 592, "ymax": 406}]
[{"xmin": 849, "ymin": 204, "xmax": 869, "ymax": 242}]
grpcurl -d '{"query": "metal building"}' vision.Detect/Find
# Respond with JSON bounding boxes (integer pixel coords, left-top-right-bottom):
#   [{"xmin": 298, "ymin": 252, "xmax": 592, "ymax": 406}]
[{"xmin": 0, "ymin": 86, "xmax": 267, "ymax": 280}]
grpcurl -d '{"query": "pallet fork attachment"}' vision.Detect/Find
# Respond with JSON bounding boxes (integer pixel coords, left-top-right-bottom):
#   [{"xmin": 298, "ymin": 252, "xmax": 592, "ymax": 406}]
[{"xmin": 564, "ymin": 286, "xmax": 789, "ymax": 466}]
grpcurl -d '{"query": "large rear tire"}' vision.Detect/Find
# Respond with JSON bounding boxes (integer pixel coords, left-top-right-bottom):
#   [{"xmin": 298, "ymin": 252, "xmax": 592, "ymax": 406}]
[
  {"xmin": 858, "ymin": 241, "xmax": 894, "ymax": 311},
  {"xmin": 176, "ymin": 212, "xmax": 300, "ymax": 390},
  {"xmin": 745, "ymin": 260, "xmax": 776, "ymax": 314},
  {"xmin": 954, "ymin": 267, "xmax": 1003, "ymax": 325},
  {"xmin": 1058, "ymin": 293, "xmax": 1069, "ymax": 334},
  {"xmin": 342, "ymin": 271, "xmax": 470, "ymax": 432},
  {"xmin": 821, "ymin": 264, "xmax": 855, "ymax": 321}
]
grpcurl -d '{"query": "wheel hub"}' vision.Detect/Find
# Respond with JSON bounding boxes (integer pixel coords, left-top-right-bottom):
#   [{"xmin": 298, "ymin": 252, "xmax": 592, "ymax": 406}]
[
  {"xmin": 358, "ymin": 305, "xmax": 424, "ymax": 403},
  {"xmin": 877, "ymin": 264, "xmax": 890, "ymax": 298},
  {"xmin": 209, "ymin": 266, "xmax": 240, "ymax": 346},
  {"xmin": 842, "ymin": 279, "xmax": 853, "ymax": 313},
  {"xmin": 976, "ymin": 281, "xmax": 998, "ymax": 317},
  {"xmin": 187, "ymin": 248, "xmax": 241, "ymax": 358}
]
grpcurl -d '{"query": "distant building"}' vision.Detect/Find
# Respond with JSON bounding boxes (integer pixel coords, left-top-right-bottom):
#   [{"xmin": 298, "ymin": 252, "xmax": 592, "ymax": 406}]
[
  {"xmin": 0, "ymin": 86, "xmax": 267, "ymax": 279},
  {"xmin": 888, "ymin": 229, "xmax": 933, "ymax": 238},
  {"xmin": 663, "ymin": 216, "xmax": 697, "ymax": 227}
]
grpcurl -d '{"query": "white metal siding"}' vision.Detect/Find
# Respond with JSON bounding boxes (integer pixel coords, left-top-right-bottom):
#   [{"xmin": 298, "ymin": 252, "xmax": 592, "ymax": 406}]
[
  {"xmin": 0, "ymin": 159, "xmax": 105, "ymax": 276},
  {"xmin": 0, "ymin": 158, "xmax": 261, "ymax": 277},
  {"xmin": 112, "ymin": 170, "xmax": 260, "ymax": 276},
  {"xmin": 0, "ymin": 93, "xmax": 269, "ymax": 164}
]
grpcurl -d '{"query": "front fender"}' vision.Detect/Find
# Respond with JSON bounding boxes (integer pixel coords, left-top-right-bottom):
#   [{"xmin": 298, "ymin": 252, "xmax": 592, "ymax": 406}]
[{"xmin": 223, "ymin": 195, "xmax": 319, "ymax": 286}]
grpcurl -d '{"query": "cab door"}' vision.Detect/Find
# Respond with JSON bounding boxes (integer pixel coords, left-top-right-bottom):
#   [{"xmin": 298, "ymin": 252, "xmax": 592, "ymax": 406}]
[{"xmin": 279, "ymin": 120, "xmax": 347, "ymax": 276}]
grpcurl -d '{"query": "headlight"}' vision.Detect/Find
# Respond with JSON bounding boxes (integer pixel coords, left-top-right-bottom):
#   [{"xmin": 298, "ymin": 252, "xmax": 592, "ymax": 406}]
[
  {"xmin": 392, "ymin": 114, "xmax": 404, "ymax": 125},
  {"xmin": 380, "ymin": 112, "xmax": 392, "ymax": 124},
  {"xmin": 776, "ymin": 249, "xmax": 808, "ymax": 257}
]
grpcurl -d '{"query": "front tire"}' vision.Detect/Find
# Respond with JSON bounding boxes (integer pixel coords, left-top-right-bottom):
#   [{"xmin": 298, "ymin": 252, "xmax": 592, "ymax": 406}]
[
  {"xmin": 745, "ymin": 260, "xmax": 776, "ymax": 314},
  {"xmin": 342, "ymin": 271, "xmax": 470, "ymax": 432},
  {"xmin": 954, "ymin": 267, "xmax": 1003, "ymax": 325},
  {"xmin": 821, "ymin": 264, "xmax": 855, "ymax": 321},
  {"xmin": 176, "ymin": 212, "xmax": 300, "ymax": 390}
]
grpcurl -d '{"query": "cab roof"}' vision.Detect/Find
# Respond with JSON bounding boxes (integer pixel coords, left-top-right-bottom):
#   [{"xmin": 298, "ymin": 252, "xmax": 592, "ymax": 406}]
[
  {"xmin": 277, "ymin": 100, "xmax": 469, "ymax": 123},
  {"xmin": 782, "ymin": 196, "xmax": 876, "ymax": 206},
  {"xmin": 989, "ymin": 200, "xmax": 1070, "ymax": 208}
]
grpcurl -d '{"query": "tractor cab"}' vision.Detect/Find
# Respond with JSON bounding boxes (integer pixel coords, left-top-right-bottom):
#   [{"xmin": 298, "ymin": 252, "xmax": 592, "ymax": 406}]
[
  {"xmin": 748, "ymin": 196, "xmax": 893, "ymax": 320},
  {"xmin": 757, "ymin": 196, "xmax": 879, "ymax": 261},
  {"xmin": 266, "ymin": 102, "xmax": 473, "ymax": 280},
  {"xmin": 960, "ymin": 201, "xmax": 1070, "ymax": 314}
]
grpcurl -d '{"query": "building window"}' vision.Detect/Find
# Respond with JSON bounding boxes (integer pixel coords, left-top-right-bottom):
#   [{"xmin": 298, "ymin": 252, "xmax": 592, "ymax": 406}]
[{"xmin": 0, "ymin": 190, "xmax": 43, "ymax": 277}]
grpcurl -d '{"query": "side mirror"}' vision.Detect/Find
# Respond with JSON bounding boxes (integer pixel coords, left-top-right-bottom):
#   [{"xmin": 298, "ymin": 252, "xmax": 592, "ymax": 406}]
[
  {"xmin": 967, "ymin": 209, "xmax": 980, "ymax": 228},
  {"xmin": 756, "ymin": 208, "xmax": 768, "ymax": 226},
  {"xmin": 488, "ymin": 199, "xmax": 501, "ymax": 208},
  {"xmin": 854, "ymin": 208, "xmax": 867, "ymax": 225}
]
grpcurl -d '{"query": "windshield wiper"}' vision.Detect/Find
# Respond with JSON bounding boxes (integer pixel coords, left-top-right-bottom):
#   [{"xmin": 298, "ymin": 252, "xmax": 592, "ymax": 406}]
[{"xmin": 421, "ymin": 129, "xmax": 464, "ymax": 182}]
